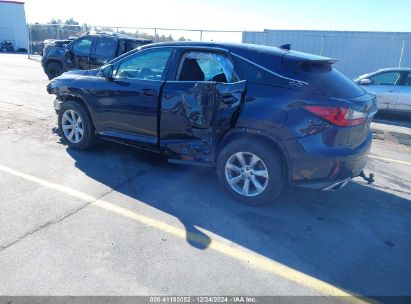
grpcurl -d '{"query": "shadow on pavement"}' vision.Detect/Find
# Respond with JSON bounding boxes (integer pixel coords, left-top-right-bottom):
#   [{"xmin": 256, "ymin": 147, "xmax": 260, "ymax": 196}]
[
  {"xmin": 66, "ymin": 141, "xmax": 411, "ymax": 297},
  {"xmin": 374, "ymin": 112, "xmax": 411, "ymax": 128}
]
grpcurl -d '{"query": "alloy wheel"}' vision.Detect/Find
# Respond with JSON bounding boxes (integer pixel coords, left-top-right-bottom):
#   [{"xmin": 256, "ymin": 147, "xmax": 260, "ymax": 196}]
[
  {"xmin": 61, "ymin": 109, "xmax": 84, "ymax": 144},
  {"xmin": 225, "ymin": 152, "xmax": 269, "ymax": 197}
]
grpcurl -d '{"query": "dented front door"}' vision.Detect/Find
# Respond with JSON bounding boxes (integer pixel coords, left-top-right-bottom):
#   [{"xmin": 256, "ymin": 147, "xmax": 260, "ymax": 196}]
[{"xmin": 160, "ymin": 81, "xmax": 246, "ymax": 164}]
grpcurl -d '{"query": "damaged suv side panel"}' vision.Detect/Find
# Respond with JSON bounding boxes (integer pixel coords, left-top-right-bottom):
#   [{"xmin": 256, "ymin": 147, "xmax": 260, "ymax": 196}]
[{"xmin": 160, "ymin": 81, "xmax": 246, "ymax": 164}]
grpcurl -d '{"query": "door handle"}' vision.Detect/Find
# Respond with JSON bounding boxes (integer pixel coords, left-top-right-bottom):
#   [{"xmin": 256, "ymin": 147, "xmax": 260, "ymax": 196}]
[
  {"xmin": 221, "ymin": 95, "xmax": 238, "ymax": 105},
  {"xmin": 141, "ymin": 89, "xmax": 157, "ymax": 97}
]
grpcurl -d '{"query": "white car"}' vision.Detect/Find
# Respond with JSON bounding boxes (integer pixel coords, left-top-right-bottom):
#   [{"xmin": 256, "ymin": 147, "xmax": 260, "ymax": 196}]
[{"xmin": 354, "ymin": 68, "xmax": 411, "ymax": 113}]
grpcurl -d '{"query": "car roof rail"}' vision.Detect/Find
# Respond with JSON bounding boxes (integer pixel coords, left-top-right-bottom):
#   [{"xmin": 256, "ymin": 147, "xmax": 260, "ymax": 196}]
[{"xmin": 95, "ymin": 31, "xmax": 151, "ymax": 41}]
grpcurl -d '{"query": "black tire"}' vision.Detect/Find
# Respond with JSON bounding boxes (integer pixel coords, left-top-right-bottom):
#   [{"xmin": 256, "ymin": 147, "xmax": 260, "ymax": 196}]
[
  {"xmin": 58, "ymin": 101, "xmax": 95, "ymax": 150},
  {"xmin": 216, "ymin": 138, "xmax": 285, "ymax": 206},
  {"xmin": 46, "ymin": 61, "xmax": 63, "ymax": 79}
]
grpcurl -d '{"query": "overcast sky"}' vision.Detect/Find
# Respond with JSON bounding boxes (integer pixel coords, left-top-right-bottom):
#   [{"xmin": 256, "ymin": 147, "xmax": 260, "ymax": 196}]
[{"xmin": 24, "ymin": 0, "xmax": 411, "ymax": 41}]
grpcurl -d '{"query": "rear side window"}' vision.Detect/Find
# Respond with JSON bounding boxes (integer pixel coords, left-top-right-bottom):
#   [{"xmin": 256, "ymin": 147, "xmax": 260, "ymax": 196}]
[
  {"xmin": 177, "ymin": 51, "xmax": 239, "ymax": 83},
  {"xmin": 293, "ymin": 62, "xmax": 365, "ymax": 98},
  {"xmin": 233, "ymin": 56, "xmax": 288, "ymax": 87},
  {"xmin": 94, "ymin": 37, "xmax": 117, "ymax": 59}
]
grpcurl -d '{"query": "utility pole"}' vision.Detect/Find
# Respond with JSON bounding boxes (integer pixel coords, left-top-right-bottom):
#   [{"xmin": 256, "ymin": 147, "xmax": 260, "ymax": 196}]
[
  {"xmin": 26, "ymin": 24, "xmax": 31, "ymax": 59},
  {"xmin": 399, "ymin": 39, "xmax": 405, "ymax": 67}
]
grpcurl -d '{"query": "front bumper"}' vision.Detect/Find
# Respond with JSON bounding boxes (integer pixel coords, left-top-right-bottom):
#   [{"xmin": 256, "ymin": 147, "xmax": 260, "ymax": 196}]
[{"xmin": 53, "ymin": 98, "xmax": 63, "ymax": 113}]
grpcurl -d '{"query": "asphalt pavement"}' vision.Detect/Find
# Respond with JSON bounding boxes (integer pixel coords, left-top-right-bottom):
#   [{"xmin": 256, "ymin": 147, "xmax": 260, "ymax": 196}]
[{"xmin": 0, "ymin": 54, "xmax": 410, "ymax": 300}]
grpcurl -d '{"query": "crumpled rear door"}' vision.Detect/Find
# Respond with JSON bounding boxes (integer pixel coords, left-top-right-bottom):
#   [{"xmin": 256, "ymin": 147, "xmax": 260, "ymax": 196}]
[{"xmin": 160, "ymin": 80, "xmax": 246, "ymax": 164}]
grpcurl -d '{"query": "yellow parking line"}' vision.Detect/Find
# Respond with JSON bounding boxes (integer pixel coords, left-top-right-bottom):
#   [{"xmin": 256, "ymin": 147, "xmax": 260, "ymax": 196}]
[
  {"xmin": 0, "ymin": 164, "xmax": 365, "ymax": 301},
  {"xmin": 369, "ymin": 155, "xmax": 411, "ymax": 166}
]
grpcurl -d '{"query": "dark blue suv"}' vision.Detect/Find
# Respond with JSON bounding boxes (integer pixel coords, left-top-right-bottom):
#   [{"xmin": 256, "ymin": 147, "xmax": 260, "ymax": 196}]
[{"xmin": 47, "ymin": 42, "xmax": 377, "ymax": 205}]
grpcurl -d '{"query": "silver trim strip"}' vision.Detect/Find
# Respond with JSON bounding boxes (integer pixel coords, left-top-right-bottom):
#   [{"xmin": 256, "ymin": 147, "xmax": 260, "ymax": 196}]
[
  {"xmin": 322, "ymin": 178, "xmax": 351, "ymax": 191},
  {"xmin": 231, "ymin": 53, "xmax": 308, "ymax": 85},
  {"xmin": 142, "ymin": 45, "xmax": 229, "ymax": 53}
]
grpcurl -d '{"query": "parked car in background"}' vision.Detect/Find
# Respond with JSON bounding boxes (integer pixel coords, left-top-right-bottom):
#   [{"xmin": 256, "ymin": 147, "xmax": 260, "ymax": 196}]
[
  {"xmin": 41, "ymin": 38, "xmax": 74, "ymax": 57},
  {"xmin": 47, "ymin": 42, "xmax": 377, "ymax": 205},
  {"xmin": 354, "ymin": 68, "xmax": 411, "ymax": 113},
  {"xmin": 0, "ymin": 40, "xmax": 14, "ymax": 52},
  {"xmin": 41, "ymin": 32, "xmax": 152, "ymax": 79}
]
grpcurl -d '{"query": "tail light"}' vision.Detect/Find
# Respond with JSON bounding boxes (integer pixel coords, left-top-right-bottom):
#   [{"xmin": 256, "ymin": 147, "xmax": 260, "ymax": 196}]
[{"xmin": 303, "ymin": 105, "xmax": 367, "ymax": 127}]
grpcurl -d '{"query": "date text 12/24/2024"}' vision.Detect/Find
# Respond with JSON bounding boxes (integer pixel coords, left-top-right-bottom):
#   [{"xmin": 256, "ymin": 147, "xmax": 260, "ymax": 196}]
[{"xmin": 149, "ymin": 297, "xmax": 257, "ymax": 303}]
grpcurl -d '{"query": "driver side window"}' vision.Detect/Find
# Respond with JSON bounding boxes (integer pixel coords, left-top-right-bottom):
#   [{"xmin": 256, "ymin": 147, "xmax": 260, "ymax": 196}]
[
  {"xmin": 370, "ymin": 72, "xmax": 401, "ymax": 86},
  {"xmin": 115, "ymin": 48, "xmax": 173, "ymax": 80}
]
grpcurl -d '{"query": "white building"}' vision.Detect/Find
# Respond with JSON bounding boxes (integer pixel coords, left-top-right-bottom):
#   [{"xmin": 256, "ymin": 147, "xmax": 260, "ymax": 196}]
[{"xmin": 0, "ymin": 0, "xmax": 27, "ymax": 50}]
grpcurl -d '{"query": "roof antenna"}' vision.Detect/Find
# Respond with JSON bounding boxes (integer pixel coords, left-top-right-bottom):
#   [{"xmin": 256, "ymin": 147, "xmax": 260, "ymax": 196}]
[{"xmin": 279, "ymin": 44, "xmax": 291, "ymax": 50}]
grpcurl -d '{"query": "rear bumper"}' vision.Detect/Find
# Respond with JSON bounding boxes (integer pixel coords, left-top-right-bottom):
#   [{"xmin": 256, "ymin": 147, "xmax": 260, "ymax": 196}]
[{"xmin": 286, "ymin": 131, "xmax": 372, "ymax": 190}]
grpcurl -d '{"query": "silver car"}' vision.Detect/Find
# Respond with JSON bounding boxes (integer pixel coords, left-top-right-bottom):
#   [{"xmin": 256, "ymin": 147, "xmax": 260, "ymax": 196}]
[{"xmin": 354, "ymin": 68, "xmax": 411, "ymax": 113}]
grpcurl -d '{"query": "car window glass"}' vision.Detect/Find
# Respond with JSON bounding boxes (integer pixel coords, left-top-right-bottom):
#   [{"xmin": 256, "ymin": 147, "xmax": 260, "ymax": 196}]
[
  {"xmin": 115, "ymin": 48, "xmax": 173, "ymax": 80},
  {"xmin": 178, "ymin": 51, "xmax": 239, "ymax": 83},
  {"xmin": 293, "ymin": 62, "xmax": 366, "ymax": 98},
  {"xmin": 234, "ymin": 56, "xmax": 280, "ymax": 84},
  {"xmin": 233, "ymin": 55, "xmax": 304, "ymax": 91},
  {"xmin": 72, "ymin": 38, "xmax": 92, "ymax": 56},
  {"xmin": 406, "ymin": 73, "xmax": 411, "ymax": 86},
  {"xmin": 124, "ymin": 41, "xmax": 149, "ymax": 53},
  {"xmin": 94, "ymin": 37, "xmax": 117, "ymax": 59},
  {"xmin": 370, "ymin": 72, "xmax": 401, "ymax": 85}
]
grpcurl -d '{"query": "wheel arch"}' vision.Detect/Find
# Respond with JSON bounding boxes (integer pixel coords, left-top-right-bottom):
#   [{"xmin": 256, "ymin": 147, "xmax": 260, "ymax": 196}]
[
  {"xmin": 217, "ymin": 129, "xmax": 291, "ymax": 182},
  {"xmin": 59, "ymin": 95, "xmax": 96, "ymax": 131},
  {"xmin": 45, "ymin": 59, "xmax": 63, "ymax": 70}
]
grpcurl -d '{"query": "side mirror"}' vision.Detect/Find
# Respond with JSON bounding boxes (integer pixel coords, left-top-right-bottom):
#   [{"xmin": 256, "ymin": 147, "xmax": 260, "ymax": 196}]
[
  {"xmin": 98, "ymin": 64, "xmax": 114, "ymax": 80},
  {"xmin": 358, "ymin": 78, "xmax": 371, "ymax": 85}
]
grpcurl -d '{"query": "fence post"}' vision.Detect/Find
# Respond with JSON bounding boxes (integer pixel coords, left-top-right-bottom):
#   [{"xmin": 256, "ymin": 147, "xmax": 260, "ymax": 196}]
[
  {"xmin": 200, "ymin": 30, "xmax": 203, "ymax": 41},
  {"xmin": 399, "ymin": 39, "xmax": 405, "ymax": 67},
  {"xmin": 320, "ymin": 35, "xmax": 324, "ymax": 56},
  {"xmin": 26, "ymin": 24, "xmax": 31, "ymax": 59}
]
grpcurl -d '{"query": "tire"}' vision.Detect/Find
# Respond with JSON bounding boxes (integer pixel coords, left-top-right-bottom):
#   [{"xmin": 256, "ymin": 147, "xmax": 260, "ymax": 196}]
[
  {"xmin": 46, "ymin": 61, "xmax": 63, "ymax": 79},
  {"xmin": 216, "ymin": 138, "xmax": 285, "ymax": 206},
  {"xmin": 58, "ymin": 101, "xmax": 95, "ymax": 150}
]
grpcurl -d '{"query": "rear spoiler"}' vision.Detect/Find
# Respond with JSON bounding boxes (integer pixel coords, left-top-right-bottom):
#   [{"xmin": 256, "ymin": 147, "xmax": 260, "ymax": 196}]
[{"xmin": 283, "ymin": 50, "xmax": 339, "ymax": 65}]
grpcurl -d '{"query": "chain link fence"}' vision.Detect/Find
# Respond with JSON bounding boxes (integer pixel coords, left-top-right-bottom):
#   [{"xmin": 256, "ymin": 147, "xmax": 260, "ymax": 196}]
[
  {"xmin": 26, "ymin": 25, "xmax": 410, "ymax": 80},
  {"xmin": 27, "ymin": 23, "xmax": 242, "ymax": 55}
]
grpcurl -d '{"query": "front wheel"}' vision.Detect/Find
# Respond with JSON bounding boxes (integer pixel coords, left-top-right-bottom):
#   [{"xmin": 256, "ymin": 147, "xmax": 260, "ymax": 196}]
[
  {"xmin": 58, "ymin": 101, "xmax": 95, "ymax": 150},
  {"xmin": 46, "ymin": 61, "xmax": 63, "ymax": 79},
  {"xmin": 217, "ymin": 139, "xmax": 285, "ymax": 205}
]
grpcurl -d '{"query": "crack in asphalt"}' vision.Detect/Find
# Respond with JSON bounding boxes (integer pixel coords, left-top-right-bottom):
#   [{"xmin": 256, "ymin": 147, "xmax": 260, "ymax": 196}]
[{"xmin": 0, "ymin": 169, "xmax": 147, "ymax": 252}]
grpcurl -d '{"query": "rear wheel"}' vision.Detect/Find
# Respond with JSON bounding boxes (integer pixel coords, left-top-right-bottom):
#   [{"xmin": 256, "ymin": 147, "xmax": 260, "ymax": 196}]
[
  {"xmin": 217, "ymin": 138, "xmax": 285, "ymax": 205},
  {"xmin": 46, "ymin": 61, "xmax": 63, "ymax": 79},
  {"xmin": 58, "ymin": 101, "xmax": 95, "ymax": 150}
]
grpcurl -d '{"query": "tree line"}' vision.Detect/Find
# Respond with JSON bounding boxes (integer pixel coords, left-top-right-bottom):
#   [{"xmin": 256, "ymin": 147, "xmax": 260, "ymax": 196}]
[{"xmin": 29, "ymin": 19, "xmax": 190, "ymax": 42}]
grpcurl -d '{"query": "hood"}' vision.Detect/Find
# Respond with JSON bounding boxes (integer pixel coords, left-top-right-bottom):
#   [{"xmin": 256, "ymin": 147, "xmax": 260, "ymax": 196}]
[
  {"xmin": 55, "ymin": 69, "xmax": 99, "ymax": 80},
  {"xmin": 47, "ymin": 69, "xmax": 100, "ymax": 94}
]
